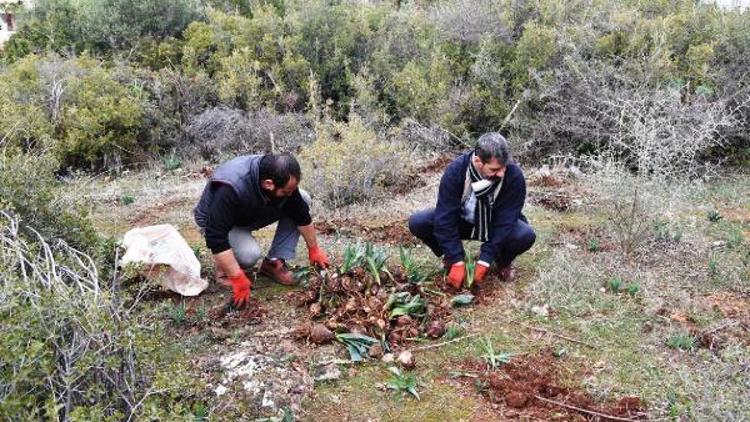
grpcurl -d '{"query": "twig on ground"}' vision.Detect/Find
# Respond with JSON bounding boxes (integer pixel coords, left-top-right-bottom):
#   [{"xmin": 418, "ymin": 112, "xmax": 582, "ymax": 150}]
[
  {"xmin": 248, "ymin": 328, "xmax": 296, "ymax": 337},
  {"xmin": 409, "ymin": 332, "xmax": 482, "ymax": 352},
  {"xmin": 316, "ymin": 358, "xmax": 357, "ymax": 366},
  {"xmin": 534, "ymin": 395, "xmax": 642, "ymax": 422},
  {"xmin": 701, "ymin": 320, "xmax": 740, "ymax": 335},
  {"xmin": 516, "ymin": 322, "xmax": 599, "ymax": 349}
]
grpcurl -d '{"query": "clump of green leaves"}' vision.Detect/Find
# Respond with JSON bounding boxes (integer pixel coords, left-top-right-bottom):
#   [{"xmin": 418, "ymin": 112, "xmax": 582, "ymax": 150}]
[
  {"xmin": 451, "ymin": 293, "xmax": 475, "ymax": 307},
  {"xmin": 443, "ymin": 323, "xmax": 465, "ymax": 340},
  {"xmin": 708, "ymin": 258, "xmax": 719, "ymax": 278},
  {"xmin": 386, "ymin": 366, "xmax": 420, "ymax": 400},
  {"xmin": 399, "ymin": 247, "xmax": 429, "ymax": 284},
  {"xmin": 463, "ymin": 250, "xmax": 477, "ymax": 288},
  {"xmin": 606, "ymin": 277, "xmax": 624, "ymax": 292},
  {"xmin": 587, "ymin": 238, "xmax": 600, "ymax": 252},
  {"xmin": 626, "ymin": 283, "xmax": 640, "ymax": 296},
  {"xmin": 666, "ymin": 332, "xmax": 696, "ymax": 351},
  {"xmin": 707, "ymin": 210, "xmax": 723, "ymax": 222},
  {"xmin": 162, "ymin": 154, "xmax": 182, "ymax": 171},
  {"xmin": 386, "ymin": 292, "xmax": 426, "ymax": 319},
  {"xmin": 340, "ymin": 243, "xmax": 366, "ymax": 274},
  {"xmin": 478, "ymin": 337, "xmax": 513, "ymax": 369},
  {"xmin": 364, "ymin": 242, "xmax": 390, "ymax": 285},
  {"xmin": 335, "ymin": 332, "xmax": 379, "ymax": 362},
  {"xmin": 121, "ymin": 194, "xmax": 136, "ymax": 205},
  {"xmin": 169, "ymin": 302, "xmax": 187, "ymax": 325}
]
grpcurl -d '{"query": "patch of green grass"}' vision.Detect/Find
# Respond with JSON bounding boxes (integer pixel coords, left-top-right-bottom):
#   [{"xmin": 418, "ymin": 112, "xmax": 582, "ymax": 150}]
[
  {"xmin": 587, "ymin": 238, "xmax": 600, "ymax": 252},
  {"xmin": 442, "ymin": 323, "xmax": 464, "ymax": 341},
  {"xmin": 386, "ymin": 366, "xmax": 420, "ymax": 400},
  {"xmin": 162, "ymin": 154, "xmax": 182, "ymax": 171},
  {"xmin": 666, "ymin": 332, "xmax": 696, "ymax": 351},
  {"xmin": 169, "ymin": 302, "xmax": 187, "ymax": 325},
  {"xmin": 626, "ymin": 283, "xmax": 640, "ymax": 296},
  {"xmin": 120, "ymin": 193, "xmax": 136, "ymax": 205},
  {"xmin": 707, "ymin": 210, "xmax": 723, "ymax": 223},
  {"xmin": 606, "ymin": 276, "xmax": 624, "ymax": 293},
  {"xmin": 478, "ymin": 337, "xmax": 513, "ymax": 370},
  {"xmin": 304, "ymin": 363, "xmax": 476, "ymax": 421}
]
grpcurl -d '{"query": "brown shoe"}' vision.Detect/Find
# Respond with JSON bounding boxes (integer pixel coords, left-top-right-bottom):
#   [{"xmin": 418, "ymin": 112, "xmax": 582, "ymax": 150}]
[
  {"xmin": 260, "ymin": 258, "xmax": 296, "ymax": 286},
  {"xmin": 498, "ymin": 265, "xmax": 515, "ymax": 282}
]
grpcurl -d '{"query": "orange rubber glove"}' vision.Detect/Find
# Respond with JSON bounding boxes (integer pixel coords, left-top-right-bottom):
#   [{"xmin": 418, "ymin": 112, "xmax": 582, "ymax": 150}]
[
  {"xmin": 308, "ymin": 245, "xmax": 330, "ymax": 269},
  {"xmin": 474, "ymin": 262, "xmax": 490, "ymax": 283},
  {"xmin": 447, "ymin": 262, "xmax": 466, "ymax": 289},
  {"xmin": 228, "ymin": 272, "xmax": 252, "ymax": 308}
]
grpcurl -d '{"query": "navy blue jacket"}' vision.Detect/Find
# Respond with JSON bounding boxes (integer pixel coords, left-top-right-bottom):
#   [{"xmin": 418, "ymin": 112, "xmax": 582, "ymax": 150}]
[{"xmin": 434, "ymin": 152, "xmax": 527, "ymax": 265}]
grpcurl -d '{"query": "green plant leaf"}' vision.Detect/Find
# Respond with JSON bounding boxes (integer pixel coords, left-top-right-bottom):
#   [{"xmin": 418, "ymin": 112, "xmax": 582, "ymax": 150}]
[{"xmin": 451, "ymin": 294, "xmax": 475, "ymax": 307}]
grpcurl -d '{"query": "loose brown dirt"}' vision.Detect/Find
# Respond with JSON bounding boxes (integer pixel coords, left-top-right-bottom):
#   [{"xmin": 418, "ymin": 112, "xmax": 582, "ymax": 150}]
[{"xmin": 462, "ymin": 350, "xmax": 646, "ymax": 421}]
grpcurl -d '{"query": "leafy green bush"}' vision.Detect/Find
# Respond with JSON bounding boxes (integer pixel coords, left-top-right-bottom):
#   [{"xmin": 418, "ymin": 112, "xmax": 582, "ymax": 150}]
[
  {"xmin": 0, "ymin": 55, "xmax": 146, "ymax": 170},
  {"xmin": 2, "ymin": 0, "xmax": 202, "ymax": 61},
  {"xmin": 299, "ymin": 114, "xmax": 410, "ymax": 207},
  {"xmin": 0, "ymin": 150, "xmax": 106, "ymax": 258}
]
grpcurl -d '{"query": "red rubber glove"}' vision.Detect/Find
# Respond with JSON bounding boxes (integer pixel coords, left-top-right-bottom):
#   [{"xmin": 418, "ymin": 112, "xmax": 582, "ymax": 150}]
[
  {"xmin": 308, "ymin": 245, "xmax": 330, "ymax": 269},
  {"xmin": 474, "ymin": 262, "xmax": 490, "ymax": 283},
  {"xmin": 228, "ymin": 272, "xmax": 252, "ymax": 308},
  {"xmin": 447, "ymin": 262, "xmax": 466, "ymax": 289}
]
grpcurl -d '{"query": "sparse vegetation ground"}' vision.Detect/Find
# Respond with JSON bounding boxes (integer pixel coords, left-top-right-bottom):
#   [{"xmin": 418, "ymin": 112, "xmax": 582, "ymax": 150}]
[{"xmin": 45, "ymin": 155, "xmax": 747, "ymax": 421}]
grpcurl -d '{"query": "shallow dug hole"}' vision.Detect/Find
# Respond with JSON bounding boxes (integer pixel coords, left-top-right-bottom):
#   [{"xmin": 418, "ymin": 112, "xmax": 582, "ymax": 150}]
[{"xmin": 463, "ymin": 350, "xmax": 646, "ymax": 421}]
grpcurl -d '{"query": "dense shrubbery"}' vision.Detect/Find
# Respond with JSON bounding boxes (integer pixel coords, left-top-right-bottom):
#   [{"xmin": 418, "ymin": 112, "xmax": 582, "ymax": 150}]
[
  {"xmin": 2, "ymin": 0, "xmax": 747, "ymax": 172},
  {"xmin": 0, "ymin": 55, "xmax": 146, "ymax": 169}
]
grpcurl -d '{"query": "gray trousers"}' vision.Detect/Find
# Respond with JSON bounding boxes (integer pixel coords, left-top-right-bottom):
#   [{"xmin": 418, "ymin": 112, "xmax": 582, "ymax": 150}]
[{"xmin": 228, "ymin": 190, "xmax": 311, "ymax": 268}]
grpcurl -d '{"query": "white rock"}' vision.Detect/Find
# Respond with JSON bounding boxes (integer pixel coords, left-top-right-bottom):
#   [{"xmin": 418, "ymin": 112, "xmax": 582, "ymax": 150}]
[
  {"xmin": 531, "ymin": 304, "xmax": 549, "ymax": 318},
  {"xmin": 214, "ymin": 385, "xmax": 228, "ymax": 396},
  {"xmin": 382, "ymin": 353, "xmax": 395, "ymax": 363}
]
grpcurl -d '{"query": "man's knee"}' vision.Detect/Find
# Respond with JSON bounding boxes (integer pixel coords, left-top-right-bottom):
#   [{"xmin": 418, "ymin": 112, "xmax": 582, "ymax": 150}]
[
  {"xmin": 234, "ymin": 242, "xmax": 261, "ymax": 268},
  {"xmin": 408, "ymin": 209, "xmax": 434, "ymax": 237},
  {"xmin": 228, "ymin": 228, "xmax": 262, "ymax": 268},
  {"xmin": 519, "ymin": 225, "xmax": 536, "ymax": 252}
]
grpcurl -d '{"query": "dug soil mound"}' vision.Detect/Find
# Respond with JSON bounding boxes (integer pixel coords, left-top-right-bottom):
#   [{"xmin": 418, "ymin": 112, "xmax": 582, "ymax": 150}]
[{"xmin": 465, "ymin": 350, "xmax": 645, "ymax": 421}]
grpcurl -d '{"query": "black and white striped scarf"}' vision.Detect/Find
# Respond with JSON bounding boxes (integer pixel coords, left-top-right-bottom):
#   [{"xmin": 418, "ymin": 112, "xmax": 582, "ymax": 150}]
[{"xmin": 467, "ymin": 154, "xmax": 502, "ymax": 242}]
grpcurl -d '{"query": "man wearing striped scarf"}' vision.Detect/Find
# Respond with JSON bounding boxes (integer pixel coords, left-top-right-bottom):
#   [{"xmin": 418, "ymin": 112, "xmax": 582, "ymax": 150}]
[{"xmin": 408, "ymin": 133, "xmax": 535, "ymax": 289}]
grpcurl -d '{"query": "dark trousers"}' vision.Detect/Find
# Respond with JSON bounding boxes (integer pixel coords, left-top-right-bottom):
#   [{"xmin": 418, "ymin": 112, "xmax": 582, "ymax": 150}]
[{"xmin": 408, "ymin": 208, "xmax": 536, "ymax": 267}]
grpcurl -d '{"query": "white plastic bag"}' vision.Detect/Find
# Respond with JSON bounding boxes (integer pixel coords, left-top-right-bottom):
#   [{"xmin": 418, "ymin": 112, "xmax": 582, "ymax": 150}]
[{"xmin": 121, "ymin": 224, "xmax": 208, "ymax": 296}]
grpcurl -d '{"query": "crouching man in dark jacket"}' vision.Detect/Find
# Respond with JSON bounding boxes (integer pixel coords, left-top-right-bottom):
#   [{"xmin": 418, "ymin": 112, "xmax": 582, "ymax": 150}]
[
  {"xmin": 194, "ymin": 153, "xmax": 329, "ymax": 308},
  {"xmin": 408, "ymin": 133, "xmax": 535, "ymax": 289}
]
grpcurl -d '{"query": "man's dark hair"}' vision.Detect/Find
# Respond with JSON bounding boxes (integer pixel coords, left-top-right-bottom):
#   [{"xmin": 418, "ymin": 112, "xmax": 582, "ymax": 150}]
[
  {"xmin": 259, "ymin": 153, "xmax": 302, "ymax": 187},
  {"xmin": 476, "ymin": 132, "xmax": 512, "ymax": 166}
]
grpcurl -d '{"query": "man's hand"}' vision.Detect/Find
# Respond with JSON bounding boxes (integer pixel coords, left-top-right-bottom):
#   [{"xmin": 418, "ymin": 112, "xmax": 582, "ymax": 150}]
[
  {"xmin": 308, "ymin": 245, "xmax": 330, "ymax": 269},
  {"xmin": 447, "ymin": 262, "xmax": 466, "ymax": 289},
  {"xmin": 227, "ymin": 272, "xmax": 252, "ymax": 308},
  {"xmin": 474, "ymin": 261, "xmax": 490, "ymax": 283}
]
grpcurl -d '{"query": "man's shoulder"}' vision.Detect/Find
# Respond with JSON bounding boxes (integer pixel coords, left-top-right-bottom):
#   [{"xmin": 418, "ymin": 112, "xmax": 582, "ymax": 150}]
[{"xmin": 443, "ymin": 152, "xmax": 471, "ymax": 177}]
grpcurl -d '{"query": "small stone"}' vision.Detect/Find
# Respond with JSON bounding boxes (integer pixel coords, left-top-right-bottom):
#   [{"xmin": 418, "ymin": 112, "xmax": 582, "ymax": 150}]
[
  {"xmin": 214, "ymin": 385, "xmax": 228, "ymax": 396},
  {"xmin": 382, "ymin": 353, "xmax": 395, "ymax": 363},
  {"xmin": 314, "ymin": 363, "xmax": 342, "ymax": 382},
  {"xmin": 531, "ymin": 304, "xmax": 549, "ymax": 318},
  {"xmin": 309, "ymin": 324, "xmax": 335, "ymax": 344},
  {"xmin": 397, "ymin": 350, "xmax": 415, "ymax": 369},
  {"xmin": 568, "ymin": 165, "xmax": 584, "ymax": 178}
]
